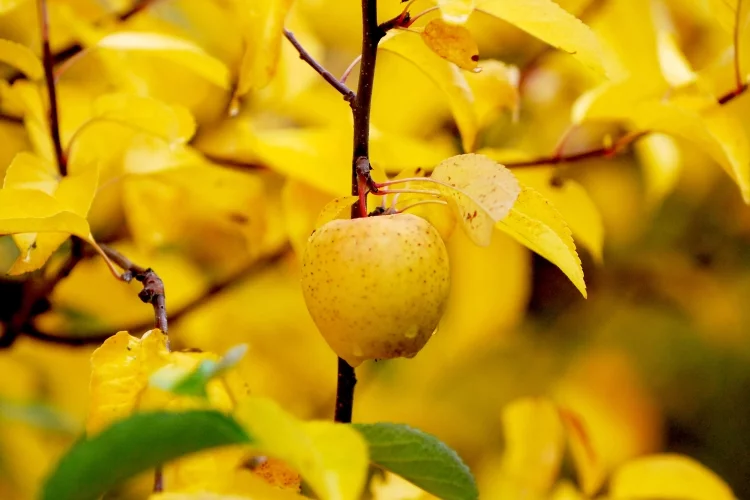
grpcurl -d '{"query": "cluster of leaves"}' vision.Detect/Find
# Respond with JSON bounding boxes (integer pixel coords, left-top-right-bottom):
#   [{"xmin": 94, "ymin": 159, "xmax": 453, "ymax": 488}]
[{"xmin": 42, "ymin": 329, "xmax": 477, "ymax": 500}]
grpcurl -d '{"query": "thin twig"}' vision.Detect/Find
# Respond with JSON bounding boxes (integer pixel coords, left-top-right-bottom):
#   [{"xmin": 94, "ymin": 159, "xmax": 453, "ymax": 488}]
[
  {"xmin": 504, "ymin": 81, "xmax": 749, "ymax": 169},
  {"xmin": 98, "ymin": 242, "xmax": 167, "ymax": 493},
  {"xmin": 37, "ymin": 0, "xmax": 66, "ymax": 175},
  {"xmin": 506, "ymin": 131, "xmax": 646, "ymax": 168},
  {"xmin": 99, "ymin": 244, "xmax": 168, "ymax": 335},
  {"xmin": 0, "ymin": 112, "xmax": 23, "ymax": 124},
  {"xmin": 17, "ymin": 246, "xmax": 290, "ymax": 346},
  {"xmin": 283, "ymin": 29, "xmax": 356, "ymax": 106}
]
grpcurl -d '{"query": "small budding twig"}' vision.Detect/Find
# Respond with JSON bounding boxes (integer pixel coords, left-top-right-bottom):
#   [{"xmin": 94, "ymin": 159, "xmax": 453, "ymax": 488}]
[
  {"xmin": 99, "ymin": 245, "xmax": 168, "ymax": 337},
  {"xmin": 284, "ymin": 29, "xmax": 356, "ymax": 106}
]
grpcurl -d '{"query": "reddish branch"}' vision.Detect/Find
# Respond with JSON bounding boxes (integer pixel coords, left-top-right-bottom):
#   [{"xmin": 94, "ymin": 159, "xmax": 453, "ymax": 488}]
[
  {"xmin": 37, "ymin": 0, "xmax": 66, "ymax": 174},
  {"xmin": 16, "ymin": 246, "xmax": 289, "ymax": 346},
  {"xmin": 100, "ymin": 245, "xmax": 168, "ymax": 335},
  {"xmin": 506, "ymin": 84, "xmax": 748, "ymax": 169}
]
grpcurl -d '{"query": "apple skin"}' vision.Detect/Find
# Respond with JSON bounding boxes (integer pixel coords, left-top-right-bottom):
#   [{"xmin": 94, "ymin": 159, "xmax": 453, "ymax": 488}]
[{"xmin": 301, "ymin": 213, "xmax": 450, "ymax": 367}]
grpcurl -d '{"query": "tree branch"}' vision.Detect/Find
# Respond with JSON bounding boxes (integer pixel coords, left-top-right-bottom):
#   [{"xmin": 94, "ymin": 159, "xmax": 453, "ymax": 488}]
[
  {"xmin": 283, "ymin": 29, "xmax": 356, "ymax": 106},
  {"xmin": 332, "ymin": 0, "xmax": 387, "ymax": 425},
  {"xmin": 15, "ymin": 246, "xmax": 290, "ymax": 347},
  {"xmin": 506, "ymin": 83, "xmax": 748, "ymax": 169},
  {"xmin": 37, "ymin": 0, "xmax": 66, "ymax": 174},
  {"xmin": 99, "ymin": 244, "xmax": 168, "ymax": 336}
]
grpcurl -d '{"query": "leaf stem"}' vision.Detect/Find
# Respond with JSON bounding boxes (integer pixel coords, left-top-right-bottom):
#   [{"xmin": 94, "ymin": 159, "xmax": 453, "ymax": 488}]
[
  {"xmin": 397, "ymin": 199, "xmax": 448, "ymax": 213},
  {"xmin": 340, "ymin": 55, "xmax": 362, "ymax": 84},
  {"xmin": 37, "ymin": 0, "xmax": 66, "ymax": 175},
  {"xmin": 283, "ymin": 29, "xmax": 356, "ymax": 106}
]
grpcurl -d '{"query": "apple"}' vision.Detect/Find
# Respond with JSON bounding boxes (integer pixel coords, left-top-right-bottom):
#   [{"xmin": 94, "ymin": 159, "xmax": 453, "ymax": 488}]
[{"xmin": 301, "ymin": 213, "xmax": 450, "ymax": 366}]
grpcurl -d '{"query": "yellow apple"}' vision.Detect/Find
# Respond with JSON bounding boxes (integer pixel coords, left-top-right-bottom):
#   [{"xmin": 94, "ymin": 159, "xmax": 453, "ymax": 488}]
[{"xmin": 301, "ymin": 213, "xmax": 450, "ymax": 366}]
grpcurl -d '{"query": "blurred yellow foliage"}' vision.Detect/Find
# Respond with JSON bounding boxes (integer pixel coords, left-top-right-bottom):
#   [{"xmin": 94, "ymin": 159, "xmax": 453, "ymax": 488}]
[{"xmin": 1, "ymin": 0, "xmax": 750, "ymax": 498}]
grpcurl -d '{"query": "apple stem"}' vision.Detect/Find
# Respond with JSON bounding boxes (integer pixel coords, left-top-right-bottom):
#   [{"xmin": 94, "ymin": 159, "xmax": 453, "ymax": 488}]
[
  {"xmin": 404, "ymin": 6, "xmax": 439, "ymax": 27},
  {"xmin": 397, "ymin": 199, "xmax": 449, "ymax": 214},
  {"xmin": 374, "ymin": 188, "xmax": 442, "ymax": 197}
]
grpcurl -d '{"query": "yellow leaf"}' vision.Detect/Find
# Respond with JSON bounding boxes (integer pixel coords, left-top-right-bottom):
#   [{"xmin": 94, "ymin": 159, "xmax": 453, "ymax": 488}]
[
  {"xmin": 0, "ymin": 38, "xmax": 42, "ymax": 80},
  {"xmin": 635, "ymin": 133, "xmax": 683, "ymax": 206},
  {"xmin": 421, "ymin": 19, "xmax": 479, "ymax": 71},
  {"xmin": 657, "ymin": 31, "xmax": 696, "ymax": 88},
  {"xmin": 87, "ymin": 330, "xmax": 170, "ymax": 435},
  {"xmin": 314, "ymin": 196, "xmax": 358, "ymax": 229},
  {"xmin": 610, "ymin": 454, "xmax": 737, "ymax": 500},
  {"xmin": 234, "ymin": 397, "xmax": 368, "ymax": 500},
  {"xmin": 235, "ymin": 0, "xmax": 293, "ymax": 96},
  {"xmin": 633, "ymin": 103, "xmax": 750, "ymax": 203},
  {"xmin": 380, "ymin": 31, "xmax": 478, "ymax": 152},
  {"xmin": 431, "ymin": 153, "xmax": 520, "ymax": 246},
  {"xmin": 11, "ymin": 80, "xmax": 55, "ymax": 162},
  {"xmin": 152, "ymin": 472, "xmax": 307, "ymax": 500},
  {"xmin": 559, "ymin": 408, "xmax": 606, "ymax": 496},
  {"xmin": 252, "ymin": 457, "xmax": 302, "ymax": 492},
  {"xmin": 497, "ymin": 398, "xmax": 565, "ymax": 497},
  {"xmin": 0, "ymin": 189, "xmax": 92, "ymax": 240},
  {"xmin": 122, "ymin": 160, "xmax": 267, "ymax": 256},
  {"xmin": 1, "ymin": 153, "xmax": 99, "ymax": 274},
  {"xmin": 2, "ymin": 151, "xmax": 58, "ymax": 195},
  {"xmin": 97, "ymin": 32, "xmax": 231, "ymax": 90},
  {"xmin": 497, "ymin": 184, "xmax": 586, "ymax": 296},
  {"xmin": 196, "ymin": 124, "xmax": 351, "ymax": 196},
  {"xmin": 91, "ymin": 93, "xmax": 197, "ymax": 144},
  {"xmin": 0, "ymin": 0, "xmax": 27, "ymax": 14},
  {"xmin": 509, "ymin": 167, "xmax": 604, "ymax": 262},
  {"xmin": 437, "ymin": 0, "xmax": 476, "ymax": 24},
  {"xmin": 549, "ymin": 481, "xmax": 585, "ymax": 500},
  {"xmin": 464, "ymin": 60, "xmax": 519, "ymax": 127},
  {"xmin": 475, "ymin": 0, "xmax": 606, "ymax": 75}
]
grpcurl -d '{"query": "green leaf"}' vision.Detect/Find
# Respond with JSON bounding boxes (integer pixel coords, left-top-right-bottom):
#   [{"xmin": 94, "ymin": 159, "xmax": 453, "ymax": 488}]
[
  {"xmin": 150, "ymin": 344, "xmax": 249, "ymax": 398},
  {"xmin": 353, "ymin": 423, "xmax": 478, "ymax": 500},
  {"xmin": 41, "ymin": 410, "xmax": 251, "ymax": 500}
]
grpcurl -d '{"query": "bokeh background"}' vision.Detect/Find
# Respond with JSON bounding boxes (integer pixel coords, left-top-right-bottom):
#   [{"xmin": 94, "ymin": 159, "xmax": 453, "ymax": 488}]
[{"xmin": 1, "ymin": 0, "xmax": 750, "ymax": 498}]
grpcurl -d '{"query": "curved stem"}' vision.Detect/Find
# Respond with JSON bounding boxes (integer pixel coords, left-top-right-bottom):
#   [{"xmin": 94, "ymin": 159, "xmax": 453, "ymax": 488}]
[
  {"xmin": 373, "ymin": 188, "xmax": 442, "ymax": 197},
  {"xmin": 340, "ymin": 55, "xmax": 362, "ymax": 84},
  {"xmin": 397, "ymin": 199, "xmax": 448, "ymax": 213},
  {"xmin": 406, "ymin": 6, "xmax": 439, "ymax": 26}
]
